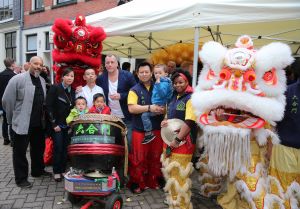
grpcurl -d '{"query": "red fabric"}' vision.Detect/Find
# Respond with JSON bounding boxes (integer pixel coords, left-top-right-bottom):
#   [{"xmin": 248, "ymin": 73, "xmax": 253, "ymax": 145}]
[
  {"xmin": 88, "ymin": 105, "xmax": 111, "ymax": 114},
  {"xmin": 107, "ymin": 176, "xmax": 113, "ymax": 188},
  {"xmin": 127, "ymin": 130, "xmax": 163, "ymax": 190},
  {"xmin": 163, "ymin": 135, "xmax": 195, "ymax": 155},
  {"xmin": 185, "ymin": 85, "xmax": 193, "ymax": 93},
  {"xmin": 44, "ymin": 137, "xmax": 53, "ymax": 165}
]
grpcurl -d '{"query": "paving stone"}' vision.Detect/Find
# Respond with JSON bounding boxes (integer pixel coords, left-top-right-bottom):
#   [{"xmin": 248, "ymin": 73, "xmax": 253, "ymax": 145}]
[
  {"xmin": 0, "ymin": 192, "xmax": 10, "ymax": 200},
  {"xmin": 36, "ymin": 188, "xmax": 47, "ymax": 198},
  {"xmin": 25, "ymin": 193, "xmax": 37, "ymax": 202},
  {"xmin": 1, "ymin": 204, "xmax": 13, "ymax": 209},
  {"xmin": 22, "ymin": 201, "xmax": 44, "ymax": 208},
  {"xmin": 7, "ymin": 195, "xmax": 28, "ymax": 200},
  {"xmin": 12, "ymin": 198, "xmax": 25, "ymax": 209},
  {"xmin": 42, "ymin": 201, "xmax": 53, "ymax": 209},
  {"xmin": 10, "ymin": 187, "xmax": 21, "ymax": 195}
]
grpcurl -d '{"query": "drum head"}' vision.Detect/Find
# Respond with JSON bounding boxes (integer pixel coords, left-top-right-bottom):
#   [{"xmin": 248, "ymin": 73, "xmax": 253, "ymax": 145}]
[
  {"xmin": 161, "ymin": 119, "xmax": 186, "ymax": 146},
  {"xmin": 83, "ymin": 170, "xmax": 109, "ymax": 179}
]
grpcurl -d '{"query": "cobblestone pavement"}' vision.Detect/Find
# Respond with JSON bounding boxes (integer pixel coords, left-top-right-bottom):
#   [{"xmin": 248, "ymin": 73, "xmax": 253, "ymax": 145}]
[{"xmin": 0, "ymin": 117, "xmax": 221, "ymax": 209}]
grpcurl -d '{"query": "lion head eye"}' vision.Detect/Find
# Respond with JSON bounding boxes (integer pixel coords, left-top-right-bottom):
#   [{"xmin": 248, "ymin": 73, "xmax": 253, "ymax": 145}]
[
  {"xmin": 219, "ymin": 67, "xmax": 231, "ymax": 80},
  {"xmin": 243, "ymin": 69, "xmax": 256, "ymax": 82},
  {"xmin": 58, "ymin": 36, "xmax": 65, "ymax": 42},
  {"xmin": 263, "ymin": 68, "xmax": 277, "ymax": 85},
  {"xmin": 92, "ymin": 43, "xmax": 99, "ymax": 49}
]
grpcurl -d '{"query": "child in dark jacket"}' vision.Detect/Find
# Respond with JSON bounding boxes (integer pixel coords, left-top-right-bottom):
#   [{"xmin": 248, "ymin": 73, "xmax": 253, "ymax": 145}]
[
  {"xmin": 141, "ymin": 64, "xmax": 173, "ymax": 144},
  {"xmin": 88, "ymin": 93, "xmax": 111, "ymax": 114}
]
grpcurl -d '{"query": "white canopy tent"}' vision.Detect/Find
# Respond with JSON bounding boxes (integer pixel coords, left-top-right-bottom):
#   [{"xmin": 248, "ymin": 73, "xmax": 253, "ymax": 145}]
[{"xmin": 86, "ymin": 0, "xmax": 300, "ymax": 86}]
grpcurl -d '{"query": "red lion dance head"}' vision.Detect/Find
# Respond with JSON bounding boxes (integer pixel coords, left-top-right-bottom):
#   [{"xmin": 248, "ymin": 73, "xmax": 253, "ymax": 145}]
[{"xmin": 52, "ymin": 15, "xmax": 106, "ymax": 88}]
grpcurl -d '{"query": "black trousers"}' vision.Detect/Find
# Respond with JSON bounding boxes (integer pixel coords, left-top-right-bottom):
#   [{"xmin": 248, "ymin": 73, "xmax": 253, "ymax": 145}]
[
  {"xmin": 12, "ymin": 127, "xmax": 45, "ymax": 184},
  {"xmin": 2, "ymin": 111, "xmax": 9, "ymax": 140}
]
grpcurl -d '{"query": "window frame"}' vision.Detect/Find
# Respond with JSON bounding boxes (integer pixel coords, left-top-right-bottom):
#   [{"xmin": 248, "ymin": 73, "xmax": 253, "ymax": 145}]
[
  {"xmin": 57, "ymin": 0, "xmax": 73, "ymax": 4},
  {"xmin": 0, "ymin": 0, "xmax": 13, "ymax": 21},
  {"xmin": 45, "ymin": 32, "xmax": 50, "ymax": 51},
  {"xmin": 26, "ymin": 34, "xmax": 38, "ymax": 52},
  {"xmin": 33, "ymin": 0, "xmax": 44, "ymax": 10},
  {"xmin": 5, "ymin": 32, "xmax": 17, "ymax": 60}
]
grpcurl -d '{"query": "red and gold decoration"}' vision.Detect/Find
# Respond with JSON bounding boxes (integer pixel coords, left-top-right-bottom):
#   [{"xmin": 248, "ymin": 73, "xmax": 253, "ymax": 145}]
[
  {"xmin": 52, "ymin": 15, "xmax": 106, "ymax": 87},
  {"xmin": 192, "ymin": 35, "xmax": 297, "ymax": 208},
  {"xmin": 160, "ymin": 119, "xmax": 195, "ymax": 209}
]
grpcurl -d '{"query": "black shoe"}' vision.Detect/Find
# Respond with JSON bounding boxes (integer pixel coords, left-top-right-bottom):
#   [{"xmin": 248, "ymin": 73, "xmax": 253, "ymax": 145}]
[
  {"xmin": 142, "ymin": 132, "xmax": 156, "ymax": 144},
  {"xmin": 17, "ymin": 181, "xmax": 33, "ymax": 188},
  {"xmin": 54, "ymin": 174, "xmax": 62, "ymax": 182},
  {"xmin": 32, "ymin": 170, "xmax": 52, "ymax": 177},
  {"xmin": 3, "ymin": 139, "xmax": 10, "ymax": 145}
]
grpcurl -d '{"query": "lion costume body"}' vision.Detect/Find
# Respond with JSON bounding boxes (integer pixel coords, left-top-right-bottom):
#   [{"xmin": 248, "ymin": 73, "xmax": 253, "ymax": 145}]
[
  {"xmin": 52, "ymin": 15, "xmax": 106, "ymax": 88},
  {"xmin": 192, "ymin": 36, "xmax": 300, "ymax": 209}
]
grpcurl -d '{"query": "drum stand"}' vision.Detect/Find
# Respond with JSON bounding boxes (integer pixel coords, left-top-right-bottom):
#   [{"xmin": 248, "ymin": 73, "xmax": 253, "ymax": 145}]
[{"xmin": 65, "ymin": 167, "xmax": 123, "ymax": 209}]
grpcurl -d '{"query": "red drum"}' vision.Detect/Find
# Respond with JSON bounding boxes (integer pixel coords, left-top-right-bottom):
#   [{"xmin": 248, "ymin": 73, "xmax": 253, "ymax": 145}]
[{"xmin": 68, "ymin": 114, "xmax": 127, "ymax": 174}]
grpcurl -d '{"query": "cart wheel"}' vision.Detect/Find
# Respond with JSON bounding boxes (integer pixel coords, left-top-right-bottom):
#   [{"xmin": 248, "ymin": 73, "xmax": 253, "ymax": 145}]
[
  {"xmin": 67, "ymin": 192, "xmax": 82, "ymax": 204},
  {"xmin": 105, "ymin": 193, "xmax": 123, "ymax": 209}
]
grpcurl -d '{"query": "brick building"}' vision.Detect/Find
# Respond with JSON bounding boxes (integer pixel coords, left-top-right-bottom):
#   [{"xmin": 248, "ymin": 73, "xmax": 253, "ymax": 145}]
[
  {"xmin": 0, "ymin": 0, "xmax": 21, "ymax": 70},
  {"xmin": 0, "ymin": 0, "xmax": 133, "ymax": 71},
  {"xmin": 21, "ymin": 0, "xmax": 117, "ymax": 69}
]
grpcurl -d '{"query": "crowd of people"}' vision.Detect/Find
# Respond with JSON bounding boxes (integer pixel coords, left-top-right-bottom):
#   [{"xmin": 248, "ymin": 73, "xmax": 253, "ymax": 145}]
[{"xmin": 0, "ymin": 53, "xmax": 299, "ymax": 208}]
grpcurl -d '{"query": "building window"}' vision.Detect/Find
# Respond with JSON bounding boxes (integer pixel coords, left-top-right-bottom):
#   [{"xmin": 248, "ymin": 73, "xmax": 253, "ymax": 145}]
[
  {"xmin": 26, "ymin": 34, "xmax": 37, "ymax": 62},
  {"xmin": 5, "ymin": 32, "xmax": 16, "ymax": 60},
  {"xmin": 34, "ymin": 0, "xmax": 44, "ymax": 10},
  {"xmin": 45, "ymin": 32, "xmax": 50, "ymax": 50},
  {"xmin": 57, "ymin": 0, "xmax": 72, "ymax": 4},
  {"xmin": 0, "ymin": 0, "xmax": 13, "ymax": 21},
  {"xmin": 27, "ymin": 34, "xmax": 37, "ymax": 52}
]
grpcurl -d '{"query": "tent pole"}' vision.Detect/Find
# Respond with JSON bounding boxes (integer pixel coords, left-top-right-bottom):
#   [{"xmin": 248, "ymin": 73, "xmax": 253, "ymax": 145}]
[{"xmin": 192, "ymin": 27, "xmax": 200, "ymax": 87}]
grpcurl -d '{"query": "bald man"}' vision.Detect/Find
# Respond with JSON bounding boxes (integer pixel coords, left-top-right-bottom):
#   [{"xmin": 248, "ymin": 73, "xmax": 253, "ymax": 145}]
[
  {"xmin": 167, "ymin": 60, "xmax": 176, "ymax": 76},
  {"xmin": 2, "ymin": 56, "xmax": 51, "ymax": 188}
]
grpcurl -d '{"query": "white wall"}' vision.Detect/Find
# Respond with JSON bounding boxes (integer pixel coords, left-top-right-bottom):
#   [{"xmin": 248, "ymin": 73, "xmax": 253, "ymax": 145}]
[
  {"xmin": 0, "ymin": 24, "xmax": 20, "ymax": 71},
  {"xmin": 22, "ymin": 26, "xmax": 52, "ymax": 68},
  {"xmin": 0, "ymin": 33, "xmax": 5, "ymax": 70}
]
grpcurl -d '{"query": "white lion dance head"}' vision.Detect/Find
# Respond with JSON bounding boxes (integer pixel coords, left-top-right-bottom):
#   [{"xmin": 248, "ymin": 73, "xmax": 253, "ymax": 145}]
[{"xmin": 192, "ymin": 35, "xmax": 294, "ymax": 179}]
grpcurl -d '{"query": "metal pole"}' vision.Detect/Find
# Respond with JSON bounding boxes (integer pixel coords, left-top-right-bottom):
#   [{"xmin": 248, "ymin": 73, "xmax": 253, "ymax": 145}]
[
  {"xmin": 50, "ymin": 43, "xmax": 54, "ymax": 84},
  {"xmin": 192, "ymin": 27, "xmax": 200, "ymax": 88},
  {"xmin": 19, "ymin": 0, "xmax": 24, "ymax": 65}
]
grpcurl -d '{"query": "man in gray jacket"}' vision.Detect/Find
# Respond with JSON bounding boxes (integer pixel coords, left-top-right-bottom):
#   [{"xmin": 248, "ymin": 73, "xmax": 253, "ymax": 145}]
[{"xmin": 2, "ymin": 56, "xmax": 51, "ymax": 188}]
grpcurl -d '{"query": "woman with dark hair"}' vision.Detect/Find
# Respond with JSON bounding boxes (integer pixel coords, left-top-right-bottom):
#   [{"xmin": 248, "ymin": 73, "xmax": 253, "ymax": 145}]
[
  {"xmin": 160, "ymin": 69, "xmax": 197, "ymax": 209},
  {"xmin": 46, "ymin": 67, "xmax": 75, "ymax": 182}
]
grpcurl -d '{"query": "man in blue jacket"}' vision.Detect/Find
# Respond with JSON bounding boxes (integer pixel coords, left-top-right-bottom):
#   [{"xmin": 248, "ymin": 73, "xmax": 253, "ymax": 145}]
[{"xmin": 96, "ymin": 54, "xmax": 136, "ymax": 150}]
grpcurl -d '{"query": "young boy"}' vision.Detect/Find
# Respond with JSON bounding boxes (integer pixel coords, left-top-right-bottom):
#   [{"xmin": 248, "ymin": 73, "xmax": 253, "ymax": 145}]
[
  {"xmin": 66, "ymin": 96, "xmax": 88, "ymax": 124},
  {"xmin": 88, "ymin": 93, "xmax": 111, "ymax": 114},
  {"xmin": 76, "ymin": 68, "xmax": 104, "ymax": 108},
  {"xmin": 141, "ymin": 64, "xmax": 173, "ymax": 144}
]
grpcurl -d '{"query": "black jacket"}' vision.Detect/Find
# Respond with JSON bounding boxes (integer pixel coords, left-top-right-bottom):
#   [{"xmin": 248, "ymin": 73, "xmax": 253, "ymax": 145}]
[
  {"xmin": 46, "ymin": 83, "xmax": 75, "ymax": 128},
  {"xmin": 0, "ymin": 68, "xmax": 15, "ymax": 109}
]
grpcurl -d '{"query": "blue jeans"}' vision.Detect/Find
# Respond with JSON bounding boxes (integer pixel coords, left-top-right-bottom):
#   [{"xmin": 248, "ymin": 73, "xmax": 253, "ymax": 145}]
[
  {"xmin": 141, "ymin": 112, "xmax": 154, "ymax": 132},
  {"xmin": 122, "ymin": 118, "xmax": 132, "ymax": 153},
  {"xmin": 52, "ymin": 128, "xmax": 69, "ymax": 174}
]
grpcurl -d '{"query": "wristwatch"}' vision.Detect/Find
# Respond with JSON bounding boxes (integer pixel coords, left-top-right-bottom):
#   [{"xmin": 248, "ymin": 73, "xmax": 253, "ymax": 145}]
[
  {"xmin": 148, "ymin": 105, "xmax": 151, "ymax": 112},
  {"xmin": 175, "ymin": 137, "xmax": 182, "ymax": 143}
]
